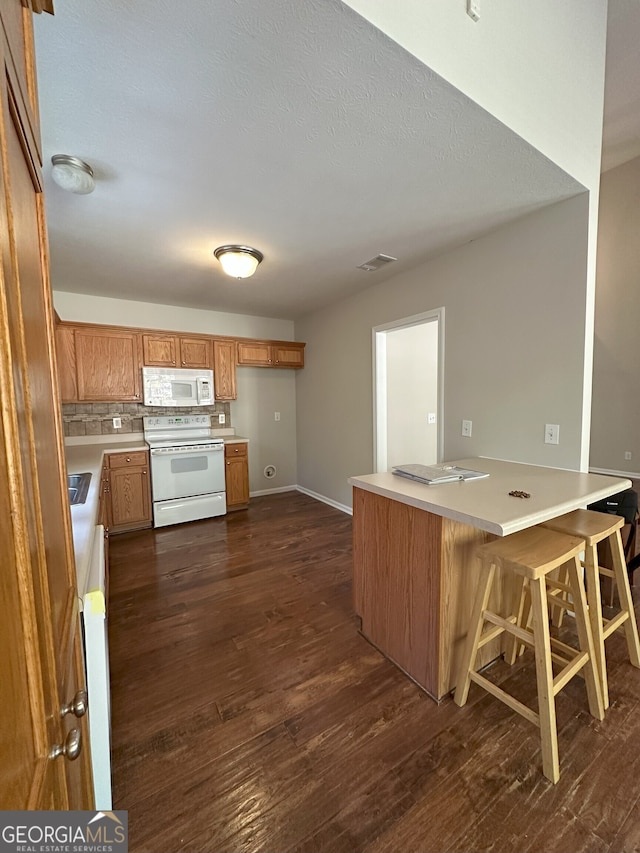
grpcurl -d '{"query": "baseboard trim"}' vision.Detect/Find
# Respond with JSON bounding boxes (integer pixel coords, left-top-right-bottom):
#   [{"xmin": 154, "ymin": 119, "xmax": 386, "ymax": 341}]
[
  {"xmin": 296, "ymin": 486, "xmax": 353, "ymax": 516},
  {"xmin": 250, "ymin": 485, "xmax": 298, "ymax": 497},
  {"xmin": 590, "ymin": 466, "xmax": 640, "ymax": 481}
]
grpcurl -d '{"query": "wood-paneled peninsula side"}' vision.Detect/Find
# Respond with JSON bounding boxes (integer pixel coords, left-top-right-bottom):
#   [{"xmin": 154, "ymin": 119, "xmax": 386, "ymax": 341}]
[{"xmin": 349, "ymin": 458, "xmax": 630, "ymax": 702}]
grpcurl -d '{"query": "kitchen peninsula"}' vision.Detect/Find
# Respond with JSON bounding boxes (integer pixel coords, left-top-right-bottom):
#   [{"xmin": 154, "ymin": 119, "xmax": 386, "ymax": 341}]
[{"xmin": 349, "ymin": 457, "xmax": 631, "ymax": 701}]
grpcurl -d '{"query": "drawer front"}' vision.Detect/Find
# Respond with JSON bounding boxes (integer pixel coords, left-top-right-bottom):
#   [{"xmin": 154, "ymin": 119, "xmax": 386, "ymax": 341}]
[
  {"xmin": 108, "ymin": 450, "xmax": 149, "ymax": 468},
  {"xmin": 224, "ymin": 442, "xmax": 247, "ymax": 458}
]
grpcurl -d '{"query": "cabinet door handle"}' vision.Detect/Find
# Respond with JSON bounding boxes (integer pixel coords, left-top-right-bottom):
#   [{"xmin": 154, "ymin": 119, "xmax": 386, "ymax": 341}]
[
  {"xmin": 61, "ymin": 689, "xmax": 88, "ymax": 719},
  {"xmin": 50, "ymin": 727, "xmax": 82, "ymax": 761}
]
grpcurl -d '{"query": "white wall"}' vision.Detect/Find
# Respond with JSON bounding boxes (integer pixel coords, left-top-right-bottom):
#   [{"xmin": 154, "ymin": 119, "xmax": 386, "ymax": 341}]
[
  {"xmin": 295, "ymin": 196, "xmax": 590, "ymax": 509},
  {"xmin": 590, "ymin": 155, "xmax": 640, "ymax": 476},
  {"xmin": 385, "ymin": 322, "xmax": 438, "ymax": 469},
  {"xmin": 54, "ymin": 291, "xmax": 298, "ymax": 492}
]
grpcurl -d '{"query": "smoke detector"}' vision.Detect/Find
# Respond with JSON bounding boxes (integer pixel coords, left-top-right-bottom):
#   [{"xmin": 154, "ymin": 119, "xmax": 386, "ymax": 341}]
[{"xmin": 357, "ymin": 253, "xmax": 397, "ymax": 272}]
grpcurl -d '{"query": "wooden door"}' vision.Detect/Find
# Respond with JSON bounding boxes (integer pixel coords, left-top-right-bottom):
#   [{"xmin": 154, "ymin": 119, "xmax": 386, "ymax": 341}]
[
  {"xmin": 142, "ymin": 333, "xmax": 178, "ymax": 367},
  {"xmin": 55, "ymin": 324, "xmax": 78, "ymax": 401},
  {"xmin": 76, "ymin": 327, "xmax": 142, "ymax": 401},
  {"xmin": 272, "ymin": 342, "xmax": 305, "ymax": 368},
  {"xmin": 225, "ymin": 443, "xmax": 249, "ymax": 508},
  {"xmin": 179, "ymin": 336, "xmax": 212, "ymax": 369},
  {"xmin": 213, "ymin": 338, "xmax": 237, "ymax": 400},
  {"xmin": 0, "ymin": 2, "xmax": 92, "ymax": 808},
  {"xmin": 236, "ymin": 340, "xmax": 273, "ymax": 366},
  {"xmin": 108, "ymin": 451, "xmax": 152, "ymax": 532}
]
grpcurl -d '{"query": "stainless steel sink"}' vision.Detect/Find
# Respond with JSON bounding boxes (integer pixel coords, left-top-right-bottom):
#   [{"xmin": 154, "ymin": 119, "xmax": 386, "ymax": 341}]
[{"xmin": 67, "ymin": 472, "xmax": 91, "ymax": 506}]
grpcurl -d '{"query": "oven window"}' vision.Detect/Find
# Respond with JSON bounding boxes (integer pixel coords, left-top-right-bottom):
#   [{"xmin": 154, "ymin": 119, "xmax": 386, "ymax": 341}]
[{"xmin": 170, "ymin": 455, "xmax": 208, "ymax": 474}]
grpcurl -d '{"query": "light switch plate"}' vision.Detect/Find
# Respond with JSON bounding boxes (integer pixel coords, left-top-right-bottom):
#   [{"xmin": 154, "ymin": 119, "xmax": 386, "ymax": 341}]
[{"xmin": 545, "ymin": 424, "xmax": 560, "ymax": 445}]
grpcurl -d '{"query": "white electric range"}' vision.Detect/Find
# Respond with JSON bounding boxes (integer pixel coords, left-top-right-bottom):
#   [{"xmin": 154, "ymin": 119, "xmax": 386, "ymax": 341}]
[{"xmin": 143, "ymin": 415, "xmax": 226, "ymax": 528}]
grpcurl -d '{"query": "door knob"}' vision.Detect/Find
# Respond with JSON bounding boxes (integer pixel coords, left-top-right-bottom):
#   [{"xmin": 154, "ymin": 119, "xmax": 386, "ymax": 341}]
[
  {"xmin": 50, "ymin": 727, "xmax": 82, "ymax": 761},
  {"xmin": 61, "ymin": 689, "xmax": 88, "ymax": 719}
]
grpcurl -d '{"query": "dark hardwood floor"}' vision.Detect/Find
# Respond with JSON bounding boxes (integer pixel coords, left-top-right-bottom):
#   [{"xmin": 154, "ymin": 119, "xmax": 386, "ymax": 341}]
[{"xmin": 108, "ymin": 492, "xmax": 640, "ymax": 853}]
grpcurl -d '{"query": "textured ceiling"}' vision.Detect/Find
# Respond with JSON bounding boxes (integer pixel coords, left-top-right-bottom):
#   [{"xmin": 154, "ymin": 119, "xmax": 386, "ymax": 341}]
[{"xmin": 33, "ymin": 0, "xmax": 585, "ymax": 320}]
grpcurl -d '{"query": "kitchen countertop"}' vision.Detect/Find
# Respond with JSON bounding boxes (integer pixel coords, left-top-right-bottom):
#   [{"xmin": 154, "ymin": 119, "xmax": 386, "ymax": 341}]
[
  {"xmin": 65, "ymin": 432, "xmax": 250, "ymax": 596},
  {"xmin": 348, "ymin": 457, "xmax": 631, "ymax": 536},
  {"xmin": 66, "ymin": 438, "xmax": 148, "ymax": 597}
]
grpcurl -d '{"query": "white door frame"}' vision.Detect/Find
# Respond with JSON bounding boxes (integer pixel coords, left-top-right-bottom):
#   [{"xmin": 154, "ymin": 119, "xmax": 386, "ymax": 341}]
[{"xmin": 372, "ymin": 307, "xmax": 445, "ymax": 473}]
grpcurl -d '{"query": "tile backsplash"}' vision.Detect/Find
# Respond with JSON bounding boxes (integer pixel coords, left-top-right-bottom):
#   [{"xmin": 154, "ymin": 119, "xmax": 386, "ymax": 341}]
[{"xmin": 62, "ymin": 402, "xmax": 232, "ymax": 437}]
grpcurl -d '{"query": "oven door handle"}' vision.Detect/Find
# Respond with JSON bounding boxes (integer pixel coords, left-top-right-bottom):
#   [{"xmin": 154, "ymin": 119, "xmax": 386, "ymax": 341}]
[{"xmin": 150, "ymin": 445, "xmax": 224, "ymax": 456}]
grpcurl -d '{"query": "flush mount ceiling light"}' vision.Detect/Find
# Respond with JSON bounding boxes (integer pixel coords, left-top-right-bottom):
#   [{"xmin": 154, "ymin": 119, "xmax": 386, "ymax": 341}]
[
  {"xmin": 50, "ymin": 154, "xmax": 95, "ymax": 194},
  {"xmin": 214, "ymin": 245, "xmax": 264, "ymax": 279}
]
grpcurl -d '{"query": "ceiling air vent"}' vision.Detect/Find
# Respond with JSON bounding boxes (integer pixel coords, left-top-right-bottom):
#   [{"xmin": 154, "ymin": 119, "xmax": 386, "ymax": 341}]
[{"xmin": 357, "ymin": 253, "xmax": 397, "ymax": 272}]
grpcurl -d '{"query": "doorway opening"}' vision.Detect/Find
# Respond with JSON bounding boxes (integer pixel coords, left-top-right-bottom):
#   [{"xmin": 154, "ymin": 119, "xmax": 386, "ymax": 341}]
[{"xmin": 373, "ymin": 308, "xmax": 444, "ymax": 473}]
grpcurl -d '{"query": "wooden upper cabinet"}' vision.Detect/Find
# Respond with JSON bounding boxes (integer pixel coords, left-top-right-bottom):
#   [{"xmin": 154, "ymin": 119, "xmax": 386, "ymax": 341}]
[
  {"xmin": 213, "ymin": 339, "xmax": 237, "ymax": 400},
  {"xmin": 142, "ymin": 334, "xmax": 212, "ymax": 370},
  {"xmin": 55, "ymin": 324, "xmax": 78, "ymax": 402},
  {"xmin": 236, "ymin": 339, "xmax": 305, "ymax": 369},
  {"xmin": 180, "ymin": 336, "xmax": 212, "ymax": 369},
  {"xmin": 272, "ymin": 342, "xmax": 305, "ymax": 368},
  {"xmin": 75, "ymin": 328, "xmax": 142, "ymax": 401},
  {"xmin": 142, "ymin": 334, "xmax": 177, "ymax": 367}
]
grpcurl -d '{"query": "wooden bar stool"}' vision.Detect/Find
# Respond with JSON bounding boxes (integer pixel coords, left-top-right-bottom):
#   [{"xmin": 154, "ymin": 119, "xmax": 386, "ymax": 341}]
[
  {"xmin": 540, "ymin": 509, "xmax": 640, "ymax": 710},
  {"xmin": 454, "ymin": 526, "xmax": 605, "ymax": 784}
]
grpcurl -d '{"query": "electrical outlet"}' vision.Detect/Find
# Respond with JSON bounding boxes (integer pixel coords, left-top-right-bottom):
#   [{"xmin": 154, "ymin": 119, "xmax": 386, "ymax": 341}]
[
  {"xmin": 428, "ymin": 413, "xmax": 436, "ymax": 425},
  {"xmin": 625, "ymin": 451, "xmax": 632, "ymax": 461},
  {"xmin": 218, "ymin": 413, "xmax": 225, "ymax": 425},
  {"xmin": 274, "ymin": 412, "xmax": 281, "ymax": 422},
  {"xmin": 545, "ymin": 424, "xmax": 560, "ymax": 445},
  {"xmin": 461, "ymin": 419, "xmax": 472, "ymax": 437},
  {"xmin": 112, "ymin": 417, "xmax": 121, "ymax": 429}
]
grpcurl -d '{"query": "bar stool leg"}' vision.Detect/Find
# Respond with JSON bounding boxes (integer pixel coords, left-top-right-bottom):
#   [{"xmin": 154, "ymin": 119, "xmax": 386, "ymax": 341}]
[
  {"xmin": 610, "ymin": 529, "xmax": 640, "ymax": 668},
  {"xmin": 505, "ymin": 573, "xmax": 527, "ymax": 666},
  {"xmin": 583, "ymin": 543, "xmax": 609, "ymax": 710},
  {"xmin": 529, "ymin": 575, "xmax": 559, "ymax": 784},
  {"xmin": 566, "ymin": 556, "xmax": 605, "ymax": 721},
  {"xmin": 454, "ymin": 559, "xmax": 495, "ymax": 707}
]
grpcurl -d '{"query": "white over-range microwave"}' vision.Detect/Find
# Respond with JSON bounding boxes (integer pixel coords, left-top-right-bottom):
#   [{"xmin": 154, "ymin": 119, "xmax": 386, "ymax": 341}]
[{"xmin": 142, "ymin": 366, "xmax": 214, "ymax": 407}]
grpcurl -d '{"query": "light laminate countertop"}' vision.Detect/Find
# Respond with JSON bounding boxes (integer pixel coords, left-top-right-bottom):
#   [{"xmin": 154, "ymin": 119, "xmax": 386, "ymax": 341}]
[{"xmin": 348, "ymin": 457, "xmax": 631, "ymax": 537}]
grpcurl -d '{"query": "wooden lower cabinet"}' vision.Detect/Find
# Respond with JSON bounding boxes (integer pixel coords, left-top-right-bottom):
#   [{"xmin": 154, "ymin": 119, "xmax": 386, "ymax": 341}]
[
  {"xmin": 225, "ymin": 442, "xmax": 249, "ymax": 510},
  {"xmin": 106, "ymin": 450, "xmax": 152, "ymax": 533}
]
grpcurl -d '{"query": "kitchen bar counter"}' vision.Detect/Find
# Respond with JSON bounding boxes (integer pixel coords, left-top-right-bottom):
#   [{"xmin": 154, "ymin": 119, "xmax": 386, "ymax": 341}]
[{"xmin": 349, "ymin": 457, "xmax": 631, "ymax": 701}]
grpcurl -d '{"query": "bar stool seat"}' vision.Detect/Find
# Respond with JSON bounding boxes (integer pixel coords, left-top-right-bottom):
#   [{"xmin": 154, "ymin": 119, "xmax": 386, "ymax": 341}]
[
  {"xmin": 454, "ymin": 526, "xmax": 604, "ymax": 784},
  {"xmin": 540, "ymin": 509, "xmax": 640, "ymax": 710}
]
